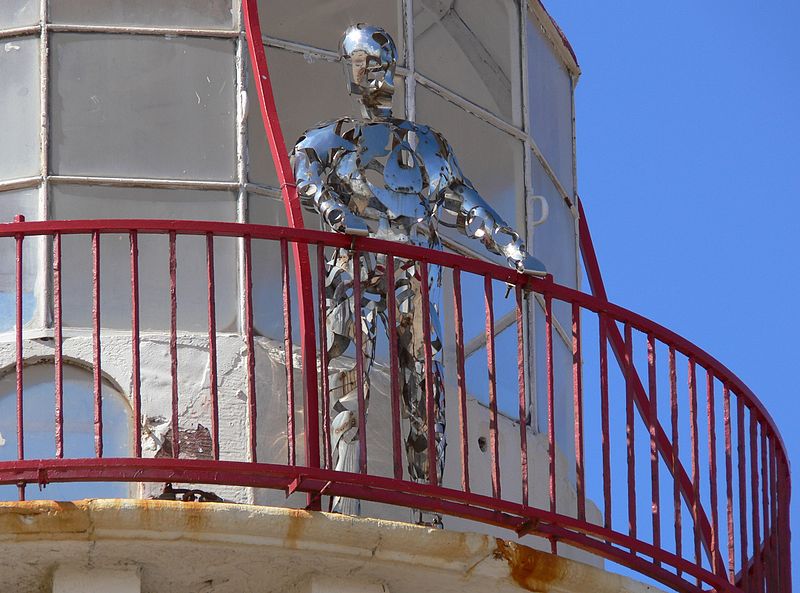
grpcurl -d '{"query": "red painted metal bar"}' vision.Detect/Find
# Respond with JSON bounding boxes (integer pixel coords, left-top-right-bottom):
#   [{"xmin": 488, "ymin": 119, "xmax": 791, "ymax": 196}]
[
  {"xmin": 688, "ymin": 358, "xmax": 701, "ymax": 582},
  {"xmin": 571, "ymin": 301, "xmax": 584, "ymax": 521},
  {"xmin": 92, "ymin": 230, "xmax": 103, "ymax": 458},
  {"xmin": 706, "ymin": 369, "xmax": 720, "ymax": 577},
  {"xmin": 243, "ymin": 0, "xmax": 321, "ymax": 485},
  {"xmin": 749, "ymin": 413, "xmax": 761, "ymax": 593},
  {"xmin": 453, "ymin": 268, "xmax": 470, "ymax": 493},
  {"xmin": 352, "ymin": 252, "xmax": 368, "ymax": 474},
  {"xmin": 625, "ymin": 323, "xmax": 636, "ymax": 541},
  {"xmin": 518, "ymin": 285, "xmax": 529, "ymax": 508},
  {"xmin": 14, "ymin": 218, "xmax": 24, "ymax": 501},
  {"xmin": 599, "ymin": 311, "xmax": 611, "ymax": 531},
  {"xmin": 724, "ymin": 385, "xmax": 735, "ymax": 583},
  {"xmin": 670, "ymin": 346, "xmax": 682, "ymax": 573},
  {"xmin": 779, "ymin": 450, "xmax": 791, "ymax": 592},
  {"xmin": 545, "ymin": 294, "xmax": 556, "ymax": 554},
  {"xmin": 484, "ymin": 275, "xmax": 500, "ymax": 498},
  {"xmin": 168, "ymin": 231, "xmax": 179, "ymax": 459},
  {"xmin": 737, "ymin": 397, "xmax": 749, "ymax": 591},
  {"xmin": 760, "ymin": 428, "xmax": 769, "ymax": 591},
  {"xmin": 768, "ymin": 436, "xmax": 778, "ymax": 592},
  {"xmin": 130, "ymin": 232, "xmax": 142, "ymax": 459},
  {"xmin": 420, "ymin": 261, "xmax": 437, "ymax": 487},
  {"xmin": 281, "ymin": 238, "xmax": 296, "ymax": 466},
  {"xmin": 647, "ymin": 333, "xmax": 660, "ymax": 556},
  {"xmin": 386, "ymin": 255, "xmax": 403, "ymax": 481},
  {"xmin": 205, "ymin": 233, "xmax": 219, "ymax": 461},
  {"xmin": 243, "ymin": 235, "xmax": 257, "ymax": 463},
  {"xmin": 316, "ymin": 243, "xmax": 332, "ymax": 470},
  {"xmin": 53, "ymin": 233, "xmax": 64, "ymax": 459}
]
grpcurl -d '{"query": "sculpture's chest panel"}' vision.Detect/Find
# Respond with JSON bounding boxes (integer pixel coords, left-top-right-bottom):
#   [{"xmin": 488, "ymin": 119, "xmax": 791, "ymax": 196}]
[{"xmin": 330, "ymin": 119, "xmax": 455, "ymax": 221}]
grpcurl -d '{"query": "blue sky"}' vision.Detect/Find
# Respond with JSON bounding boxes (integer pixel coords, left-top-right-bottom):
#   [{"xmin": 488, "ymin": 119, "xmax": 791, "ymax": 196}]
[{"xmin": 545, "ymin": 1, "xmax": 799, "ymax": 585}]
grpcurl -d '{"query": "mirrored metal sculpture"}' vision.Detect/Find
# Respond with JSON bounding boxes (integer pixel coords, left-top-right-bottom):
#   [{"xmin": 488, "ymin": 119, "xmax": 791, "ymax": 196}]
[{"xmin": 291, "ymin": 23, "xmax": 546, "ymax": 521}]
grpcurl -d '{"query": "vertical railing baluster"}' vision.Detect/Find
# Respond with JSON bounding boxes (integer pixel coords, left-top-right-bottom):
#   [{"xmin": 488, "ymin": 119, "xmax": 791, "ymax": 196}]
[
  {"xmin": 723, "ymin": 385, "xmax": 735, "ymax": 584},
  {"xmin": 688, "ymin": 358, "xmax": 700, "ymax": 583},
  {"xmin": 669, "ymin": 346, "xmax": 682, "ymax": 572},
  {"xmin": 281, "ymin": 238, "xmax": 296, "ymax": 465},
  {"xmin": 737, "ymin": 397, "xmax": 749, "ymax": 591},
  {"xmin": 707, "ymin": 370, "xmax": 719, "ymax": 576},
  {"xmin": 518, "ymin": 285, "xmax": 529, "ymax": 508},
  {"xmin": 768, "ymin": 435, "xmax": 778, "ymax": 593},
  {"xmin": 572, "ymin": 302, "xmax": 584, "ymax": 520},
  {"xmin": 14, "ymin": 217, "xmax": 25, "ymax": 500},
  {"xmin": 484, "ymin": 275, "xmax": 500, "ymax": 498},
  {"xmin": 130, "ymin": 231, "xmax": 142, "ymax": 458},
  {"xmin": 453, "ymin": 269, "xmax": 469, "ymax": 493},
  {"xmin": 545, "ymin": 294, "xmax": 556, "ymax": 554},
  {"xmin": 760, "ymin": 427, "xmax": 769, "ymax": 593},
  {"xmin": 352, "ymin": 252, "xmax": 367, "ymax": 474},
  {"xmin": 244, "ymin": 235, "xmax": 257, "ymax": 462},
  {"xmin": 206, "ymin": 233, "xmax": 219, "ymax": 460},
  {"xmin": 625, "ymin": 323, "xmax": 636, "ymax": 542},
  {"xmin": 599, "ymin": 311, "xmax": 611, "ymax": 531},
  {"xmin": 54, "ymin": 233, "xmax": 64, "ymax": 459},
  {"xmin": 316, "ymin": 243, "xmax": 331, "ymax": 470},
  {"xmin": 92, "ymin": 230, "xmax": 103, "ymax": 458},
  {"xmin": 647, "ymin": 333, "xmax": 660, "ymax": 559},
  {"xmin": 169, "ymin": 230, "xmax": 179, "ymax": 458},
  {"xmin": 419, "ymin": 260, "xmax": 436, "ymax": 486},
  {"xmin": 386, "ymin": 255, "xmax": 402, "ymax": 481},
  {"xmin": 750, "ymin": 413, "xmax": 761, "ymax": 593}
]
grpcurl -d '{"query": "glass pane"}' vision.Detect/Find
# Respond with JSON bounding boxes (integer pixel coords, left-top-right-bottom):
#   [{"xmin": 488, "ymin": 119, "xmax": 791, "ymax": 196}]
[
  {"xmin": 532, "ymin": 154, "xmax": 576, "ymax": 332},
  {"xmin": 527, "ymin": 17, "xmax": 574, "ymax": 195},
  {"xmin": 259, "ymin": 0, "xmax": 401, "ymax": 56},
  {"xmin": 0, "ymin": 188, "xmax": 42, "ymax": 331},
  {"xmin": 52, "ymin": 185, "xmax": 238, "ymax": 332},
  {"xmin": 0, "ymin": 364, "xmax": 131, "ymax": 500},
  {"xmin": 0, "ymin": 36, "xmax": 40, "ymax": 179},
  {"xmin": 416, "ymin": 85, "xmax": 524, "ymax": 263},
  {"xmin": 5, "ymin": 0, "xmax": 39, "ymax": 28},
  {"xmin": 49, "ymin": 0, "xmax": 235, "ymax": 30},
  {"xmin": 51, "ymin": 34, "xmax": 236, "ymax": 181},
  {"xmin": 415, "ymin": 0, "xmax": 521, "ymax": 124},
  {"xmin": 247, "ymin": 47, "xmax": 404, "ymax": 188}
]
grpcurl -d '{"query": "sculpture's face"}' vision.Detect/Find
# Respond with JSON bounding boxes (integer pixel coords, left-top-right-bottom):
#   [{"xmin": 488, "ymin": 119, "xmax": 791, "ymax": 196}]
[{"xmin": 339, "ymin": 24, "xmax": 397, "ymax": 113}]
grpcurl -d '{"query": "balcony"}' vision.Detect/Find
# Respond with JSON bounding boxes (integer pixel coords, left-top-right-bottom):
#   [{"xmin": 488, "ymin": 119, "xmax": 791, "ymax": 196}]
[{"xmin": 0, "ymin": 217, "xmax": 790, "ymax": 593}]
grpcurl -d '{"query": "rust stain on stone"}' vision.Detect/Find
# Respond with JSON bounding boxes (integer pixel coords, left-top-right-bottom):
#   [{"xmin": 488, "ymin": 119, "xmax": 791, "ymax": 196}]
[
  {"xmin": 494, "ymin": 538, "xmax": 566, "ymax": 592},
  {"xmin": 284, "ymin": 508, "xmax": 311, "ymax": 549}
]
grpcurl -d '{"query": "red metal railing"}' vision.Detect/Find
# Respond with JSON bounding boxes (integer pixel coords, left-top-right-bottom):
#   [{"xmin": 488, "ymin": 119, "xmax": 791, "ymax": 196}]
[{"xmin": 0, "ymin": 218, "xmax": 790, "ymax": 593}]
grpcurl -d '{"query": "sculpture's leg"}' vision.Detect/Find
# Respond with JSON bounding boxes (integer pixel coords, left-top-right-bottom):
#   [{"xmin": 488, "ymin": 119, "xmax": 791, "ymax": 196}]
[
  {"xmin": 395, "ymin": 258, "xmax": 446, "ymax": 526},
  {"xmin": 325, "ymin": 248, "xmax": 378, "ymax": 515}
]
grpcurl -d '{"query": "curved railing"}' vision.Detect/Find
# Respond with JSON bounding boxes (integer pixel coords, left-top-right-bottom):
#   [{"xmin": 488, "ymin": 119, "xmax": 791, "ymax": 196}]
[{"xmin": 0, "ymin": 219, "xmax": 790, "ymax": 593}]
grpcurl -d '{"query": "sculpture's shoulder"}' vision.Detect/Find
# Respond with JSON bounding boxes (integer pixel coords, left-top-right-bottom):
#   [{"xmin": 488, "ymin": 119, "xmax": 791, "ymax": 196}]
[
  {"xmin": 394, "ymin": 119, "xmax": 465, "ymax": 186},
  {"xmin": 293, "ymin": 117, "xmax": 357, "ymax": 158}
]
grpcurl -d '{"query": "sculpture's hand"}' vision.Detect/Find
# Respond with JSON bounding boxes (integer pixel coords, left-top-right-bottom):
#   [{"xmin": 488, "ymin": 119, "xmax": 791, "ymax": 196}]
[
  {"xmin": 322, "ymin": 200, "xmax": 370, "ymax": 236},
  {"xmin": 493, "ymin": 226, "xmax": 547, "ymax": 277},
  {"xmin": 511, "ymin": 252, "xmax": 547, "ymax": 277}
]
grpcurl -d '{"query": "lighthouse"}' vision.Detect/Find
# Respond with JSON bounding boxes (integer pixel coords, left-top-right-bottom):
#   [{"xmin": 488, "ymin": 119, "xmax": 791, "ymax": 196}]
[{"xmin": 0, "ymin": 2, "xmax": 790, "ymax": 592}]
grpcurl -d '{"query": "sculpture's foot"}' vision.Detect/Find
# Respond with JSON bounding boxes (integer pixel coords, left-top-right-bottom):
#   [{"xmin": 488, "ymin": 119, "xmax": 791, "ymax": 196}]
[
  {"xmin": 331, "ymin": 435, "xmax": 361, "ymax": 516},
  {"xmin": 412, "ymin": 509, "xmax": 443, "ymax": 529}
]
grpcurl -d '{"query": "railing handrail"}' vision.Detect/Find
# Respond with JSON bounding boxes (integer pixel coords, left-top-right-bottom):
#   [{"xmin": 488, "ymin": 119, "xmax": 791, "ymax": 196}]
[{"xmin": 0, "ymin": 217, "xmax": 788, "ymax": 463}]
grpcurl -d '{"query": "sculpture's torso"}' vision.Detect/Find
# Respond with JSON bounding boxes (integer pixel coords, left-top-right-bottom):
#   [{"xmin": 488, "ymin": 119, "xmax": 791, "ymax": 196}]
[{"xmin": 295, "ymin": 116, "xmax": 462, "ymax": 244}]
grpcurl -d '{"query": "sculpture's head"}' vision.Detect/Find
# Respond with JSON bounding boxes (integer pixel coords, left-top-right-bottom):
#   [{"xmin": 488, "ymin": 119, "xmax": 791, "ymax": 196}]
[{"xmin": 339, "ymin": 24, "xmax": 397, "ymax": 117}]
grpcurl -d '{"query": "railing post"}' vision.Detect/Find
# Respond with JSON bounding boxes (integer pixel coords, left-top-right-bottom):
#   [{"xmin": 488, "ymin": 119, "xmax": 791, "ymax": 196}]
[{"xmin": 243, "ymin": 0, "xmax": 321, "ymax": 508}]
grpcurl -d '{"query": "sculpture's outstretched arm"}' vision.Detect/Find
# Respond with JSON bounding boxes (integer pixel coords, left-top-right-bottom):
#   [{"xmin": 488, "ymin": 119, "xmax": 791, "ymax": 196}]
[
  {"xmin": 438, "ymin": 155, "xmax": 546, "ymax": 276},
  {"xmin": 291, "ymin": 124, "xmax": 369, "ymax": 236}
]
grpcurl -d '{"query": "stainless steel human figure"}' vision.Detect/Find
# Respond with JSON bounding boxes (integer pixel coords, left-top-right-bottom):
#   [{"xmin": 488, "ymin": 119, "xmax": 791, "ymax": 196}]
[{"xmin": 291, "ymin": 24, "xmax": 545, "ymax": 518}]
